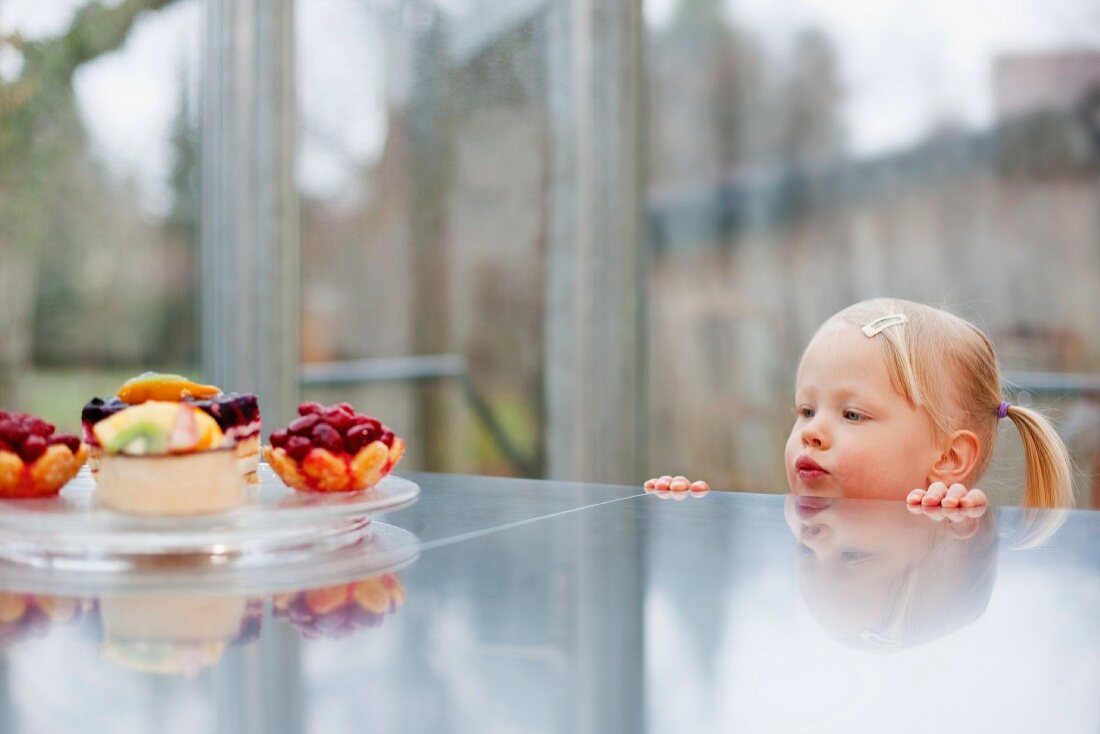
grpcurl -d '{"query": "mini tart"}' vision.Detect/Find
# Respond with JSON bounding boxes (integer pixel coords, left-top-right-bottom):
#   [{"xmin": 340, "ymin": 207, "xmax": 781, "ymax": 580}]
[
  {"xmin": 0, "ymin": 409, "xmax": 87, "ymax": 498},
  {"xmin": 0, "ymin": 444, "xmax": 88, "ymax": 499},
  {"xmin": 81, "ymin": 373, "xmax": 261, "ymax": 485},
  {"xmin": 272, "ymin": 573, "xmax": 406, "ymax": 638},
  {"xmin": 96, "ymin": 449, "xmax": 246, "ymax": 516},
  {"xmin": 265, "ymin": 439, "xmax": 405, "ymax": 493},
  {"xmin": 265, "ymin": 402, "xmax": 405, "ymax": 493},
  {"xmin": 99, "ymin": 593, "xmax": 249, "ymax": 675},
  {"xmin": 0, "ymin": 593, "xmax": 86, "ymax": 648}
]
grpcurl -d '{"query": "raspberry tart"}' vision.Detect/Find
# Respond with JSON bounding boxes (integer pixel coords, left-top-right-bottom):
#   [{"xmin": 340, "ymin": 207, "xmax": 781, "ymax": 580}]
[
  {"xmin": 0, "ymin": 592, "xmax": 87, "ymax": 648},
  {"xmin": 0, "ymin": 410, "xmax": 87, "ymax": 499},
  {"xmin": 264, "ymin": 402, "xmax": 405, "ymax": 493},
  {"xmin": 82, "ymin": 372, "xmax": 262, "ymax": 484},
  {"xmin": 272, "ymin": 573, "xmax": 406, "ymax": 639}
]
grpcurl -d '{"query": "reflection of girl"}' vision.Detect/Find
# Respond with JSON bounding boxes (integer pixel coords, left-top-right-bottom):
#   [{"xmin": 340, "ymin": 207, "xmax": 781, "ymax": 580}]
[
  {"xmin": 783, "ymin": 495, "xmax": 997, "ymax": 651},
  {"xmin": 650, "ymin": 298, "xmax": 1074, "ymax": 509}
]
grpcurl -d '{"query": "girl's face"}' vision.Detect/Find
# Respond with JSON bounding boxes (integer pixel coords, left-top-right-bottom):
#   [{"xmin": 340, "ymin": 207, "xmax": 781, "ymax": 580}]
[
  {"xmin": 783, "ymin": 495, "xmax": 935, "ymax": 633},
  {"xmin": 784, "ymin": 322, "xmax": 942, "ymax": 501}
]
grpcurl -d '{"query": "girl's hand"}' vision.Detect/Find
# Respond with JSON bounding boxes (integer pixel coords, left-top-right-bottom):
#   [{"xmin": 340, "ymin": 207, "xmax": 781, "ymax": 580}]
[
  {"xmin": 644, "ymin": 475, "xmax": 710, "ymax": 499},
  {"xmin": 907, "ymin": 482, "xmax": 988, "ymax": 508}
]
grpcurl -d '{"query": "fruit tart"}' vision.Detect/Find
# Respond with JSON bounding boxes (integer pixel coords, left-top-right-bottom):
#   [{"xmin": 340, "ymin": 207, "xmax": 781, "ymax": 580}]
[
  {"xmin": 90, "ymin": 400, "xmax": 245, "ymax": 515},
  {"xmin": 82, "ymin": 372, "xmax": 262, "ymax": 484},
  {"xmin": 0, "ymin": 592, "xmax": 88, "ymax": 648},
  {"xmin": 264, "ymin": 402, "xmax": 405, "ymax": 493},
  {"xmin": 0, "ymin": 410, "xmax": 87, "ymax": 499},
  {"xmin": 272, "ymin": 573, "xmax": 406, "ymax": 640},
  {"xmin": 99, "ymin": 593, "xmax": 259, "ymax": 676}
]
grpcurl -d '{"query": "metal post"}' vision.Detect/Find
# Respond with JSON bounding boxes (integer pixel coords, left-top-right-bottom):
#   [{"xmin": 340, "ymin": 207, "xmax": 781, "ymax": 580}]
[
  {"xmin": 201, "ymin": 1, "xmax": 301, "ymax": 731},
  {"xmin": 201, "ymin": 0, "xmax": 300, "ymax": 430},
  {"xmin": 547, "ymin": 4, "xmax": 647, "ymax": 733},
  {"xmin": 545, "ymin": 0, "xmax": 646, "ymax": 485}
]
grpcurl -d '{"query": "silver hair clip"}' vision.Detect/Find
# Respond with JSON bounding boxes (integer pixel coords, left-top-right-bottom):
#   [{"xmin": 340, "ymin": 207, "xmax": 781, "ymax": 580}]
[{"xmin": 861, "ymin": 314, "xmax": 908, "ymax": 337}]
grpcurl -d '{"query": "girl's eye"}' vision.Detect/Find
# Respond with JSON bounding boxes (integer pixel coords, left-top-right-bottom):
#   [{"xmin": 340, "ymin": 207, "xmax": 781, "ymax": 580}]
[
  {"xmin": 798, "ymin": 406, "xmax": 815, "ymax": 419},
  {"xmin": 843, "ymin": 409, "xmax": 864, "ymax": 422},
  {"xmin": 841, "ymin": 549, "xmax": 871, "ymax": 564}
]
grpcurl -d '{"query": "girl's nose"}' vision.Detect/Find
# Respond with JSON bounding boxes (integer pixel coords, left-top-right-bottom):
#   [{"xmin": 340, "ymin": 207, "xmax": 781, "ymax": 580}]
[
  {"xmin": 800, "ymin": 522, "xmax": 831, "ymax": 549},
  {"xmin": 801, "ymin": 417, "xmax": 829, "ymax": 449}
]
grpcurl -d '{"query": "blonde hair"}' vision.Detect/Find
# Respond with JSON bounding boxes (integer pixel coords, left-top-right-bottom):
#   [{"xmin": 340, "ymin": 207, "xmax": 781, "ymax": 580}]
[{"xmin": 824, "ymin": 298, "xmax": 1074, "ymax": 508}]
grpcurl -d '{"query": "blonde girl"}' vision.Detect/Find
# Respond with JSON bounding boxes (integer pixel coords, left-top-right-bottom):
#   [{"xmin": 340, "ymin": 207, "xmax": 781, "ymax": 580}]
[{"xmin": 648, "ymin": 298, "xmax": 1075, "ymax": 508}]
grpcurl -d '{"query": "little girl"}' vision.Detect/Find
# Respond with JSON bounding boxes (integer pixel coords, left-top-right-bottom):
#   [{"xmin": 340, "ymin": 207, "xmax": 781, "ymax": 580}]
[
  {"xmin": 647, "ymin": 298, "xmax": 1075, "ymax": 508},
  {"xmin": 784, "ymin": 494, "xmax": 997, "ymax": 651}
]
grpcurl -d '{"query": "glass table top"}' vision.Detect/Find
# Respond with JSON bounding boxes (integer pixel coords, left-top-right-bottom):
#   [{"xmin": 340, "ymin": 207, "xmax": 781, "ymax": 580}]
[{"xmin": 0, "ymin": 472, "xmax": 1096, "ymax": 733}]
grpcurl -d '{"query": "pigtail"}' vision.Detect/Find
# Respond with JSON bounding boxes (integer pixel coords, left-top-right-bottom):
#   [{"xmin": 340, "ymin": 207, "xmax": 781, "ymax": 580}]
[{"xmin": 1003, "ymin": 404, "xmax": 1075, "ymax": 508}]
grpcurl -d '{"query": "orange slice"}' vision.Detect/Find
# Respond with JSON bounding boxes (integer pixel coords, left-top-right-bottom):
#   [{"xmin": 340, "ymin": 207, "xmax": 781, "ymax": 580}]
[{"xmin": 117, "ymin": 372, "xmax": 221, "ymax": 404}]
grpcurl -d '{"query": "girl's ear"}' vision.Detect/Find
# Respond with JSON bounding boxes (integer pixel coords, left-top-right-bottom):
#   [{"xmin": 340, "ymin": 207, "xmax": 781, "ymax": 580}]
[{"xmin": 926, "ymin": 430, "xmax": 981, "ymax": 487}]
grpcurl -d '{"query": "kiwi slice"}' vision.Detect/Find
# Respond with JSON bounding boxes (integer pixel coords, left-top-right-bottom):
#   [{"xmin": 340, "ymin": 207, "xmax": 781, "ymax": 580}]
[{"xmin": 105, "ymin": 422, "xmax": 169, "ymax": 455}]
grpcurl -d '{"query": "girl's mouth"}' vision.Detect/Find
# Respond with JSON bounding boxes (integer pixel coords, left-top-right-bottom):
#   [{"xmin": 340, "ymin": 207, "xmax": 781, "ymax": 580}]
[
  {"xmin": 795, "ymin": 456, "xmax": 829, "ymax": 482},
  {"xmin": 795, "ymin": 494, "xmax": 831, "ymax": 519}
]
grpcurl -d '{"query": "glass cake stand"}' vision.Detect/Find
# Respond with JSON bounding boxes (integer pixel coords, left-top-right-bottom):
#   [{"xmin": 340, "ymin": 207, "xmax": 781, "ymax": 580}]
[{"xmin": 0, "ymin": 464, "xmax": 419, "ymax": 575}]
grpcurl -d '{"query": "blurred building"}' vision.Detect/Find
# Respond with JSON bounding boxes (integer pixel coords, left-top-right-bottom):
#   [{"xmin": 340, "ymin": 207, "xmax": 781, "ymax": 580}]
[{"xmin": 995, "ymin": 51, "xmax": 1100, "ymax": 119}]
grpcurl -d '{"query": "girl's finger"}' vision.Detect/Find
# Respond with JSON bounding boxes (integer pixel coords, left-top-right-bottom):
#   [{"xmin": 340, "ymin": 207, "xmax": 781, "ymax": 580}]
[
  {"xmin": 959, "ymin": 488, "xmax": 988, "ymax": 507},
  {"xmin": 644, "ymin": 478, "xmax": 657, "ymax": 490},
  {"xmin": 689, "ymin": 481, "xmax": 709, "ymax": 494},
  {"xmin": 906, "ymin": 488, "xmax": 926, "ymax": 505},
  {"xmin": 922, "ymin": 482, "xmax": 948, "ymax": 506},
  {"xmin": 942, "ymin": 483, "xmax": 967, "ymax": 508},
  {"xmin": 921, "ymin": 506, "xmax": 946, "ymax": 522},
  {"xmin": 670, "ymin": 476, "xmax": 690, "ymax": 492},
  {"xmin": 655, "ymin": 476, "xmax": 672, "ymax": 492}
]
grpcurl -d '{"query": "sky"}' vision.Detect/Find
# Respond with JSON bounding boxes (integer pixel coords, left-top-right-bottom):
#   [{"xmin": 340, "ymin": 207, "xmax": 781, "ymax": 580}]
[{"xmin": 1, "ymin": 0, "xmax": 1099, "ymax": 216}]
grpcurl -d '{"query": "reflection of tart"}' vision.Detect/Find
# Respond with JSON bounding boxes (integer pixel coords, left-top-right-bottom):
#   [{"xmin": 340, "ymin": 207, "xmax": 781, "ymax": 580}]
[
  {"xmin": 264, "ymin": 402, "xmax": 404, "ymax": 493},
  {"xmin": 272, "ymin": 573, "xmax": 405, "ymax": 639},
  {"xmin": 0, "ymin": 592, "xmax": 87, "ymax": 648},
  {"xmin": 0, "ymin": 410, "xmax": 87, "ymax": 498},
  {"xmin": 99, "ymin": 594, "xmax": 258, "ymax": 676},
  {"xmin": 82, "ymin": 372, "xmax": 262, "ymax": 484},
  {"xmin": 91, "ymin": 401, "xmax": 245, "ymax": 515}
]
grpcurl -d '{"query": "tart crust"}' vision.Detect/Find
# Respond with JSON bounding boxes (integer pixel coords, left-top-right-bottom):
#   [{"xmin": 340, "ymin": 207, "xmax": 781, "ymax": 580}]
[{"xmin": 96, "ymin": 449, "xmax": 246, "ymax": 515}]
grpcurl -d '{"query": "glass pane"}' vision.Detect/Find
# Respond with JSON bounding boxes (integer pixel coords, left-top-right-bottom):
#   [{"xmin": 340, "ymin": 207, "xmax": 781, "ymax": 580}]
[
  {"xmin": 296, "ymin": 0, "xmax": 548, "ymax": 476},
  {"xmin": 644, "ymin": 0, "xmax": 1100, "ymax": 504},
  {"xmin": 0, "ymin": 0, "xmax": 204, "ymax": 434}
]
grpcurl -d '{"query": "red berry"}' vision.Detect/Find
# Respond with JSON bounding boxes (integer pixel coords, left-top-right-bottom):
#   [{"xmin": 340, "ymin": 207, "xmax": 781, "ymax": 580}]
[
  {"xmin": 0, "ymin": 439, "xmax": 13, "ymax": 454},
  {"xmin": 0, "ymin": 419, "xmax": 28, "ymax": 446},
  {"xmin": 26, "ymin": 418, "xmax": 54, "ymax": 438},
  {"xmin": 47, "ymin": 434, "xmax": 81, "ymax": 454},
  {"xmin": 336, "ymin": 402, "xmax": 355, "ymax": 415},
  {"xmin": 379, "ymin": 429, "xmax": 395, "ymax": 448},
  {"xmin": 312, "ymin": 423, "xmax": 344, "ymax": 453},
  {"xmin": 298, "ymin": 402, "xmax": 323, "ymax": 416},
  {"xmin": 357, "ymin": 417, "xmax": 381, "ymax": 433},
  {"xmin": 20, "ymin": 434, "xmax": 47, "ymax": 463},
  {"xmin": 288, "ymin": 414, "xmax": 320, "ymax": 435},
  {"xmin": 344, "ymin": 424, "xmax": 375, "ymax": 454},
  {"xmin": 286, "ymin": 436, "xmax": 311, "ymax": 461},
  {"xmin": 322, "ymin": 408, "xmax": 354, "ymax": 433},
  {"xmin": 270, "ymin": 429, "xmax": 290, "ymax": 448}
]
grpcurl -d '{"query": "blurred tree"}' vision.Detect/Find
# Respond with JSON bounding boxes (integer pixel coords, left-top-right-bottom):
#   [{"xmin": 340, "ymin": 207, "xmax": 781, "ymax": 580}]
[
  {"xmin": 647, "ymin": 0, "xmax": 845, "ymax": 185},
  {"xmin": 782, "ymin": 29, "xmax": 845, "ymax": 167},
  {"xmin": 157, "ymin": 68, "xmax": 199, "ymax": 363},
  {"xmin": 0, "ymin": 0, "xmax": 178, "ymax": 403}
]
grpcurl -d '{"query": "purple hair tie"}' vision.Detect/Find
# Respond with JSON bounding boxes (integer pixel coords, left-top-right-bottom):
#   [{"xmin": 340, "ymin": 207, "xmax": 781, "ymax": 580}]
[{"xmin": 997, "ymin": 401, "xmax": 1012, "ymax": 419}]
